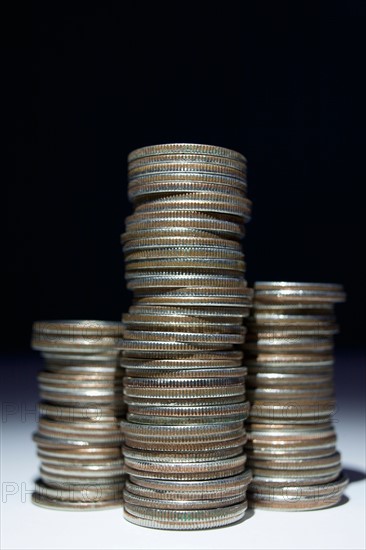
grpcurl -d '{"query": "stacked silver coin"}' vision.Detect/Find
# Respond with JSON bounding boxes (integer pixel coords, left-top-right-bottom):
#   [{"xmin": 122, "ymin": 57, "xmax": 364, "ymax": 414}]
[
  {"xmin": 244, "ymin": 282, "xmax": 349, "ymax": 510},
  {"xmin": 119, "ymin": 143, "xmax": 253, "ymax": 529},
  {"xmin": 31, "ymin": 320, "xmax": 125, "ymax": 510}
]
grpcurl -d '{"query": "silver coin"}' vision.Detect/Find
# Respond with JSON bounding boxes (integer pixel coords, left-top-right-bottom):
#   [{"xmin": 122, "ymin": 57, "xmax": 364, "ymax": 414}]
[
  {"xmin": 127, "ymin": 144, "xmax": 247, "ymax": 164},
  {"xmin": 121, "ymin": 420, "xmax": 244, "ymax": 437},
  {"xmin": 123, "ymin": 500, "xmax": 248, "ymax": 522},
  {"xmin": 38, "ymin": 403, "xmax": 125, "ymax": 421},
  {"xmin": 125, "ymin": 367, "xmax": 247, "ymax": 379},
  {"xmin": 123, "ymin": 488, "xmax": 247, "ymax": 510},
  {"xmin": 34, "ymin": 478, "xmax": 124, "ymax": 501},
  {"xmin": 123, "ymin": 505, "xmax": 247, "ymax": 529},
  {"xmin": 122, "ymin": 446, "xmax": 243, "ymax": 463},
  {"xmin": 37, "ymin": 447, "xmax": 122, "ymax": 461},
  {"xmin": 125, "ymin": 475, "xmax": 251, "ymax": 499},
  {"xmin": 248, "ymin": 473, "xmax": 348, "ymax": 498},
  {"xmin": 124, "ymin": 435, "xmax": 247, "ymax": 452},
  {"xmin": 33, "ymin": 432, "xmax": 122, "ymax": 449},
  {"xmin": 40, "ymin": 469, "xmax": 125, "ymax": 487},
  {"xmin": 247, "ymin": 452, "xmax": 341, "ymax": 470},
  {"xmin": 129, "ymin": 470, "xmax": 252, "ymax": 492},
  {"xmin": 32, "ymin": 493, "xmax": 122, "ymax": 510},
  {"xmin": 254, "ymin": 282, "xmax": 344, "ymax": 292},
  {"xmin": 124, "ymin": 454, "xmax": 246, "ymax": 474}
]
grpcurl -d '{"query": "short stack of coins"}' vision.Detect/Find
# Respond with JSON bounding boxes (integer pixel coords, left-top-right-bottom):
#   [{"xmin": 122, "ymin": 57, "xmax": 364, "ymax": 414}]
[
  {"xmin": 244, "ymin": 282, "xmax": 349, "ymax": 510},
  {"xmin": 31, "ymin": 320, "xmax": 125, "ymax": 510},
  {"xmin": 119, "ymin": 143, "xmax": 253, "ymax": 529}
]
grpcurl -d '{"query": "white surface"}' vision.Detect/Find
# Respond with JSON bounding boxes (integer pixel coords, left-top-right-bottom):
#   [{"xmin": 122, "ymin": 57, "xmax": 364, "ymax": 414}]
[{"xmin": 1, "ymin": 409, "xmax": 365, "ymax": 550}]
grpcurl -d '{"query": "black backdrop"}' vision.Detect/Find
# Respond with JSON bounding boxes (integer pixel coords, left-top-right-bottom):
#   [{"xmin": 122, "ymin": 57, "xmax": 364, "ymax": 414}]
[{"xmin": 4, "ymin": 5, "xmax": 366, "ymax": 351}]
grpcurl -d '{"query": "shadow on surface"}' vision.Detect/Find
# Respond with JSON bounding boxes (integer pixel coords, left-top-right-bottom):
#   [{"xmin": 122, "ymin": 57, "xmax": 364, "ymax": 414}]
[
  {"xmin": 343, "ymin": 467, "xmax": 366, "ymax": 484},
  {"xmin": 331, "ymin": 494, "xmax": 349, "ymax": 508},
  {"xmin": 206, "ymin": 507, "xmax": 255, "ymax": 530}
]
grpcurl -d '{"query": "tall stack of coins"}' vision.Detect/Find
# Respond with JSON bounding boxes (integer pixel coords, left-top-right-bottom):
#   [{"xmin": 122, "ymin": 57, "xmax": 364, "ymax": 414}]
[
  {"xmin": 119, "ymin": 143, "xmax": 253, "ymax": 529},
  {"xmin": 31, "ymin": 320, "xmax": 125, "ymax": 510},
  {"xmin": 244, "ymin": 282, "xmax": 349, "ymax": 510}
]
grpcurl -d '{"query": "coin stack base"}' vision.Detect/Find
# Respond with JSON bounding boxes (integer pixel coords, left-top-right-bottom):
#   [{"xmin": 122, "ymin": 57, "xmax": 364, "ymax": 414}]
[
  {"xmin": 244, "ymin": 282, "xmax": 348, "ymax": 511},
  {"xmin": 120, "ymin": 143, "xmax": 252, "ymax": 529},
  {"xmin": 31, "ymin": 321, "xmax": 125, "ymax": 510}
]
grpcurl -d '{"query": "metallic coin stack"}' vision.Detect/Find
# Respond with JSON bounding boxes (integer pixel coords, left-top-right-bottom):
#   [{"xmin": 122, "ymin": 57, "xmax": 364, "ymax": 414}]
[
  {"xmin": 31, "ymin": 320, "xmax": 125, "ymax": 510},
  {"xmin": 244, "ymin": 282, "xmax": 349, "ymax": 510},
  {"xmin": 119, "ymin": 143, "xmax": 253, "ymax": 529}
]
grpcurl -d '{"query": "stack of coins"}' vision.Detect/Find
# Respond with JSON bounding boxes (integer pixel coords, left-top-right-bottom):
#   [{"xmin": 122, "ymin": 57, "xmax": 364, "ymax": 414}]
[
  {"xmin": 244, "ymin": 282, "xmax": 349, "ymax": 510},
  {"xmin": 31, "ymin": 320, "xmax": 125, "ymax": 510},
  {"xmin": 119, "ymin": 143, "xmax": 253, "ymax": 529}
]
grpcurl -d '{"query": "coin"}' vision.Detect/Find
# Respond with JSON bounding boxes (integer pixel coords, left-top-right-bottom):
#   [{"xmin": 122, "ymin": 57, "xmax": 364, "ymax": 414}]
[
  {"xmin": 124, "ymin": 435, "xmax": 247, "ymax": 452},
  {"xmin": 34, "ymin": 478, "xmax": 124, "ymax": 501},
  {"xmin": 123, "ymin": 504, "xmax": 247, "ymax": 529},
  {"xmin": 117, "ymin": 144, "xmax": 252, "ymax": 527},
  {"xmin": 32, "ymin": 493, "xmax": 123, "ymax": 510},
  {"xmin": 128, "ymin": 181, "xmax": 247, "ymax": 203},
  {"xmin": 244, "ymin": 282, "xmax": 346, "ymax": 510},
  {"xmin": 31, "ymin": 319, "xmax": 125, "ymax": 513},
  {"xmin": 125, "ymin": 474, "xmax": 251, "ymax": 499},
  {"xmin": 128, "ymin": 152, "xmax": 246, "ymax": 171},
  {"xmin": 123, "ymin": 488, "xmax": 246, "ymax": 510},
  {"xmin": 122, "ymin": 446, "xmax": 243, "ymax": 463},
  {"xmin": 127, "ymin": 143, "xmax": 247, "ymax": 163}
]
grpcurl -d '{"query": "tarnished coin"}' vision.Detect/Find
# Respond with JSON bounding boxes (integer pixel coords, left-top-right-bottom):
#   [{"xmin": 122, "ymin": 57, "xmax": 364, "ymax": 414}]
[
  {"xmin": 124, "ymin": 435, "xmax": 247, "ymax": 452},
  {"xmin": 128, "ymin": 181, "xmax": 247, "ymax": 203},
  {"xmin": 125, "ymin": 257, "xmax": 246, "ymax": 275},
  {"xmin": 33, "ymin": 320, "xmax": 123, "ymax": 337},
  {"xmin": 247, "ymin": 452, "xmax": 341, "ymax": 470},
  {"xmin": 133, "ymin": 194, "xmax": 251, "ymax": 221},
  {"xmin": 122, "ymin": 314, "xmax": 244, "ymax": 333},
  {"xmin": 125, "ymin": 212, "xmax": 245, "ymax": 239},
  {"xmin": 248, "ymin": 473, "xmax": 348, "ymax": 511},
  {"xmin": 126, "ymin": 304, "xmax": 246, "ymax": 321},
  {"xmin": 249, "ymin": 464, "xmax": 342, "ymax": 486},
  {"xmin": 124, "ymin": 246, "xmax": 244, "ymax": 262},
  {"xmin": 42, "ymin": 351, "xmax": 119, "ymax": 363},
  {"xmin": 123, "ymin": 387, "xmax": 245, "ymax": 400},
  {"xmin": 34, "ymin": 478, "xmax": 124, "ymax": 502},
  {"xmin": 123, "ymin": 328, "xmax": 245, "ymax": 345},
  {"xmin": 124, "ymin": 368, "xmax": 247, "ymax": 379}
]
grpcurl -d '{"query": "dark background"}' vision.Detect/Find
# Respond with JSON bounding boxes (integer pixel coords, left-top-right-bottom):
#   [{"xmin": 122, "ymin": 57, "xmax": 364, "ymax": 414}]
[{"xmin": 4, "ymin": 5, "xmax": 366, "ymax": 351}]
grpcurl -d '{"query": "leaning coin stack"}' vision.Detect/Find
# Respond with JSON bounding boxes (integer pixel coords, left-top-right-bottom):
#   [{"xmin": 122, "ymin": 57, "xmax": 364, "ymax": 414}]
[
  {"xmin": 31, "ymin": 320, "xmax": 125, "ymax": 510},
  {"xmin": 119, "ymin": 143, "xmax": 253, "ymax": 529},
  {"xmin": 244, "ymin": 282, "xmax": 348, "ymax": 510}
]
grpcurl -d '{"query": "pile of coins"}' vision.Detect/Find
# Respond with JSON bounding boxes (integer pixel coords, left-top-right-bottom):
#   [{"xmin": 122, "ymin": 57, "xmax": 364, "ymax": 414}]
[
  {"xmin": 244, "ymin": 282, "xmax": 348, "ymax": 510},
  {"xmin": 119, "ymin": 143, "xmax": 253, "ymax": 529},
  {"xmin": 31, "ymin": 320, "xmax": 125, "ymax": 510}
]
